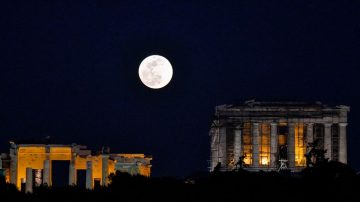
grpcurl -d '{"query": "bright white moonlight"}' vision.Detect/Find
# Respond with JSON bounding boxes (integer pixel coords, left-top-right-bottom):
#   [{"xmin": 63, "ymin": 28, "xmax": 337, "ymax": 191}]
[{"xmin": 138, "ymin": 55, "xmax": 173, "ymax": 89}]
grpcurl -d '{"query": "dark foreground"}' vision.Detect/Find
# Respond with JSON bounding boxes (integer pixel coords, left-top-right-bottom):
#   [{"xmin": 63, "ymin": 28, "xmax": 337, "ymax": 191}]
[{"xmin": 1, "ymin": 162, "xmax": 359, "ymax": 202}]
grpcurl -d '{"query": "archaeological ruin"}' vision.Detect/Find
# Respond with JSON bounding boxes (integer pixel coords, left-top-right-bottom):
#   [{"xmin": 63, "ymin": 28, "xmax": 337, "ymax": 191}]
[
  {"xmin": 209, "ymin": 100, "xmax": 349, "ymax": 172},
  {"xmin": 0, "ymin": 142, "xmax": 151, "ymax": 192}
]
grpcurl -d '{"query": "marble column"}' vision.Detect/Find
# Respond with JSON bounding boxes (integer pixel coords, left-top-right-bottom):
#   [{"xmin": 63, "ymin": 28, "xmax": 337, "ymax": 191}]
[
  {"xmin": 324, "ymin": 123, "xmax": 332, "ymax": 160},
  {"xmin": 270, "ymin": 123, "xmax": 278, "ymax": 169},
  {"xmin": 69, "ymin": 153, "xmax": 76, "ymax": 186},
  {"xmin": 339, "ymin": 123, "xmax": 348, "ymax": 164},
  {"xmin": 0, "ymin": 159, "xmax": 5, "ymax": 181},
  {"xmin": 43, "ymin": 160, "xmax": 51, "ymax": 186},
  {"xmin": 252, "ymin": 123, "xmax": 260, "ymax": 168},
  {"xmin": 86, "ymin": 160, "xmax": 93, "ymax": 189},
  {"xmin": 210, "ymin": 127, "xmax": 219, "ymax": 171},
  {"xmin": 25, "ymin": 167, "xmax": 33, "ymax": 193},
  {"xmin": 233, "ymin": 127, "xmax": 242, "ymax": 164},
  {"xmin": 218, "ymin": 127, "xmax": 227, "ymax": 170},
  {"xmin": 0, "ymin": 158, "xmax": 2, "ymax": 178},
  {"xmin": 306, "ymin": 123, "xmax": 314, "ymax": 154},
  {"xmin": 287, "ymin": 123, "xmax": 295, "ymax": 168},
  {"xmin": 10, "ymin": 146, "xmax": 17, "ymax": 186},
  {"xmin": 102, "ymin": 155, "xmax": 109, "ymax": 186}
]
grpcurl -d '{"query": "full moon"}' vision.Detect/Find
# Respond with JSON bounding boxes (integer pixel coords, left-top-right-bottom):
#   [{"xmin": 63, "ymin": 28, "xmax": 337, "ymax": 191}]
[{"xmin": 138, "ymin": 55, "xmax": 173, "ymax": 89}]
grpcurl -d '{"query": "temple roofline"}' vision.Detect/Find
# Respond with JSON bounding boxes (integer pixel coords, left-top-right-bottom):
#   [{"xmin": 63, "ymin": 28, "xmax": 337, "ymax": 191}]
[{"xmin": 216, "ymin": 99, "xmax": 350, "ymax": 111}]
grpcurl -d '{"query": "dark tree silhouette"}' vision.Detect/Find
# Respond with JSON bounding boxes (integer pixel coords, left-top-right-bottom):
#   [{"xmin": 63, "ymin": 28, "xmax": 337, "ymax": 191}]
[
  {"xmin": 234, "ymin": 154, "xmax": 247, "ymax": 171},
  {"xmin": 305, "ymin": 139, "xmax": 328, "ymax": 168},
  {"xmin": 213, "ymin": 162, "xmax": 221, "ymax": 173}
]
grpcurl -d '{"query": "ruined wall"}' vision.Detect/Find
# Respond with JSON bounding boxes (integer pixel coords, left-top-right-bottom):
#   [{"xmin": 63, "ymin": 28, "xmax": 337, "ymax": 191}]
[{"xmin": 1, "ymin": 144, "xmax": 152, "ymax": 190}]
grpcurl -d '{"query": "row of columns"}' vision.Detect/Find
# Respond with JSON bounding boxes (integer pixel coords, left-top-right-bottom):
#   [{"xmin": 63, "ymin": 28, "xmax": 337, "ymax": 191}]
[
  {"xmin": 69, "ymin": 155, "xmax": 109, "ymax": 189},
  {"xmin": 221, "ymin": 122, "xmax": 347, "ymax": 170},
  {"xmin": 23, "ymin": 155, "xmax": 110, "ymax": 193},
  {"xmin": 305, "ymin": 123, "xmax": 347, "ymax": 164}
]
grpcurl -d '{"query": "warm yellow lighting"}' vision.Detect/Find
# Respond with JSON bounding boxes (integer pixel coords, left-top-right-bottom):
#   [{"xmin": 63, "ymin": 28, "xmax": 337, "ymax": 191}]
[
  {"xmin": 13, "ymin": 145, "xmax": 151, "ymax": 190},
  {"xmin": 260, "ymin": 123, "xmax": 270, "ymax": 166},
  {"xmin": 261, "ymin": 157, "xmax": 269, "ymax": 165},
  {"xmin": 278, "ymin": 135, "xmax": 286, "ymax": 145},
  {"xmin": 295, "ymin": 123, "xmax": 306, "ymax": 166},
  {"xmin": 242, "ymin": 122, "xmax": 253, "ymax": 166},
  {"xmin": 243, "ymin": 156, "xmax": 251, "ymax": 165}
]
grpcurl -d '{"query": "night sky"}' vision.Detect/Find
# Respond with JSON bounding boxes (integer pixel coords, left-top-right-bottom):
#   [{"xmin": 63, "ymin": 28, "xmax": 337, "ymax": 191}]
[{"xmin": 0, "ymin": 1, "xmax": 359, "ymax": 177}]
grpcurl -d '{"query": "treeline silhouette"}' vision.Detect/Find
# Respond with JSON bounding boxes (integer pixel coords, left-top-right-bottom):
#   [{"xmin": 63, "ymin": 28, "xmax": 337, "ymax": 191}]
[{"xmin": 1, "ymin": 161, "xmax": 359, "ymax": 202}]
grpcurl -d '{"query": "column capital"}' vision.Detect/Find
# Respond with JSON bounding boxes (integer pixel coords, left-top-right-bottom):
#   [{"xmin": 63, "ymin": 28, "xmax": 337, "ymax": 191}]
[
  {"xmin": 324, "ymin": 123, "xmax": 332, "ymax": 127},
  {"xmin": 339, "ymin": 123, "xmax": 348, "ymax": 127},
  {"xmin": 270, "ymin": 122, "xmax": 278, "ymax": 126},
  {"xmin": 252, "ymin": 122, "xmax": 259, "ymax": 126},
  {"xmin": 306, "ymin": 123, "xmax": 314, "ymax": 126}
]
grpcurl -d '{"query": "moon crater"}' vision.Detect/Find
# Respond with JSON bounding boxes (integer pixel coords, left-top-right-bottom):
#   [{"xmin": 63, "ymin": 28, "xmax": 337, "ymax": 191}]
[{"xmin": 138, "ymin": 55, "xmax": 173, "ymax": 89}]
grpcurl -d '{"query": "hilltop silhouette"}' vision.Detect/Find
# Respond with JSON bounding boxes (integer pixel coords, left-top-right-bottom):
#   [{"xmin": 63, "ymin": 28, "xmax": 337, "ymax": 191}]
[{"xmin": 1, "ymin": 161, "xmax": 359, "ymax": 202}]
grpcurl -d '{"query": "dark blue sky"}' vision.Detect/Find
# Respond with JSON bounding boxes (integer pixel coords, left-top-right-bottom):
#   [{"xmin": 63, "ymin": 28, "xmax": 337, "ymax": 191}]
[{"xmin": 0, "ymin": 1, "xmax": 359, "ymax": 177}]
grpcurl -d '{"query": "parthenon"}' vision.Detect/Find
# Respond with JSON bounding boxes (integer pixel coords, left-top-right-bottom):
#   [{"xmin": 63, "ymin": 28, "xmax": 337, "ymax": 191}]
[
  {"xmin": 0, "ymin": 143, "xmax": 152, "ymax": 192},
  {"xmin": 209, "ymin": 100, "xmax": 350, "ymax": 172}
]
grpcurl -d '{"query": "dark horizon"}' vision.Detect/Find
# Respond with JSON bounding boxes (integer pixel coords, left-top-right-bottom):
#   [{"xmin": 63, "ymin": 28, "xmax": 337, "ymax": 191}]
[{"xmin": 0, "ymin": 1, "xmax": 359, "ymax": 177}]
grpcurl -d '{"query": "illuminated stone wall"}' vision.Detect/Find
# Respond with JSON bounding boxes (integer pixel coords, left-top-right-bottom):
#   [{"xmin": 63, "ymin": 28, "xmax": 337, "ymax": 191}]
[
  {"xmin": 0, "ymin": 143, "xmax": 151, "ymax": 191},
  {"xmin": 209, "ymin": 100, "xmax": 350, "ymax": 172},
  {"xmin": 112, "ymin": 154, "xmax": 152, "ymax": 177}
]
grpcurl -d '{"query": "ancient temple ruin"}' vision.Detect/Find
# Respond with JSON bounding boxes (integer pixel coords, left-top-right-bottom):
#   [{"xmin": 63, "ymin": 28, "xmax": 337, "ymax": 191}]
[
  {"xmin": 209, "ymin": 100, "xmax": 349, "ymax": 172},
  {"xmin": 0, "ymin": 142, "xmax": 151, "ymax": 192}
]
